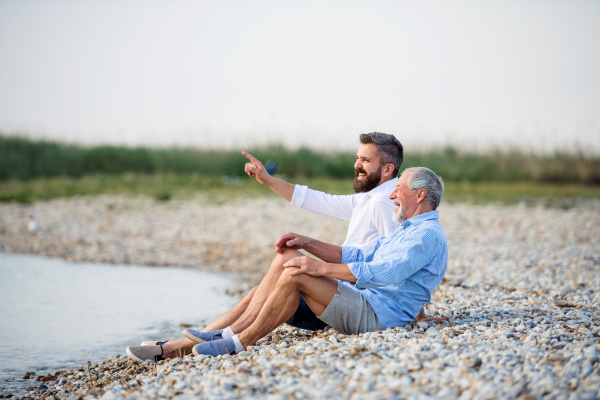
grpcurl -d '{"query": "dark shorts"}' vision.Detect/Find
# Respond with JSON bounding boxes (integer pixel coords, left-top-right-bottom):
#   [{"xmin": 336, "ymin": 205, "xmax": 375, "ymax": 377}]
[{"xmin": 286, "ymin": 296, "xmax": 328, "ymax": 331}]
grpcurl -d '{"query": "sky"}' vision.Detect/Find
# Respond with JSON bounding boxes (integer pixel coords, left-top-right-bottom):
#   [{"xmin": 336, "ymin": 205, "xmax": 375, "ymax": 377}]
[{"xmin": 0, "ymin": 0, "xmax": 599, "ymax": 153}]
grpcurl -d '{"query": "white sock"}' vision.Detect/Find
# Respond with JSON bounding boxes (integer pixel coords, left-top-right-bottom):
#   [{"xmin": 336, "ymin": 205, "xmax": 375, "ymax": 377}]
[
  {"xmin": 231, "ymin": 334, "xmax": 245, "ymax": 353},
  {"xmin": 222, "ymin": 326, "xmax": 234, "ymax": 339}
]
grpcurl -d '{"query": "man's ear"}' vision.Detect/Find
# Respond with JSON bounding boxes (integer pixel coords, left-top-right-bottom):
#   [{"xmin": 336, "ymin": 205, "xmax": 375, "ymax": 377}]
[
  {"xmin": 382, "ymin": 163, "xmax": 394, "ymax": 178},
  {"xmin": 416, "ymin": 188, "xmax": 427, "ymax": 203}
]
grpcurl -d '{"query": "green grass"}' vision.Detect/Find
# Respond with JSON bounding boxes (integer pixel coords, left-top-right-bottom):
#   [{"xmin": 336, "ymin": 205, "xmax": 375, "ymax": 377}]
[
  {"xmin": 1, "ymin": 173, "xmax": 598, "ymax": 206},
  {"xmin": 1, "ymin": 135, "xmax": 598, "ymax": 206},
  {"xmin": 442, "ymin": 181, "xmax": 600, "ymax": 207},
  {"xmin": 2, "ymin": 136, "xmax": 600, "ymax": 184},
  {"xmin": 0, "ymin": 174, "xmax": 355, "ymax": 204}
]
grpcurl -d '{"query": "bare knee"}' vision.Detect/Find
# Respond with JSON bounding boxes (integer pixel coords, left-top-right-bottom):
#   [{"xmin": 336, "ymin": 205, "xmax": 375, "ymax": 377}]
[
  {"xmin": 276, "ymin": 269, "xmax": 306, "ymax": 290},
  {"xmin": 269, "ymin": 249, "xmax": 302, "ymax": 273}
]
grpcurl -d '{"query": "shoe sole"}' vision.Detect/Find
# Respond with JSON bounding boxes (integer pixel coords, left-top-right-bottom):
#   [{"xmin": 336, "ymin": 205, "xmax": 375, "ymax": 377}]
[
  {"xmin": 126, "ymin": 347, "xmax": 146, "ymax": 363},
  {"xmin": 192, "ymin": 344, "xmax": 200, "ymax": 357},
  {"xmin": 183, "ymin": 330, "xmax": 207, "ymax": 344}
]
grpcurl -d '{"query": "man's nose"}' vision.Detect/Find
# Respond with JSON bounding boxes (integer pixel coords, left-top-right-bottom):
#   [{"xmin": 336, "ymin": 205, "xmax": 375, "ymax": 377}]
[{"xmin": 354, "ymin": 160, "xmax": 361, "ymax": 169}]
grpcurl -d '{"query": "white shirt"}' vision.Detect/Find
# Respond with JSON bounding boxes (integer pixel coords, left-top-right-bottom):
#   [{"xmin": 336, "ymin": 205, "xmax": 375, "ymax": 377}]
[{"xmin": 290, "ymin": 177, "xmax": 399, "ymax": 246}]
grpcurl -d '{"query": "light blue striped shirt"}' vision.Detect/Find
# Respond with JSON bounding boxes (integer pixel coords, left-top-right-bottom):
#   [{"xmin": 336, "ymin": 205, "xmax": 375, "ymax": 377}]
[{"xmin": 341, "ymin": 210, "xmax": 448, "ymax": 328}]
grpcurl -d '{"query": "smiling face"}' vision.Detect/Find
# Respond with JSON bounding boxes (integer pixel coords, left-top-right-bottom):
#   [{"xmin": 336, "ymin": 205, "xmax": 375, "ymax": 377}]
[
  {"xmin": 389, "ymin": 172, "xmax": 426, "ymax": 222},
  {"xmin": 352, "ymin": 143, "xmax": 386, "ymax": 193}
]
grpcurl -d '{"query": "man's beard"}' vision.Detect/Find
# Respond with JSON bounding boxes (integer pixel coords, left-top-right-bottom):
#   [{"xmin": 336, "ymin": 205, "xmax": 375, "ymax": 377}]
[
  {"xmin": 392, "ymin": 200, "xmax": 406, "ymax": 224},
  {"xmin": 352, "ymin": 167, "xmax": 382, "ymax": 193}
]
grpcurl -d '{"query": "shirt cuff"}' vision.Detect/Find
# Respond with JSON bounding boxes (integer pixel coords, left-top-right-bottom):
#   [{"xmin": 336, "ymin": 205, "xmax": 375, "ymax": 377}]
[
  {"xmin": 290, "ymin": 184, "xmax": 307, "ymax": 207},
  {"xmin": 341, "ymin": 246, "xmax": 360, "ymax": 264},
  {"xmin": 347, "ymin": 262, "xmax": 374, "ymax": 288}
]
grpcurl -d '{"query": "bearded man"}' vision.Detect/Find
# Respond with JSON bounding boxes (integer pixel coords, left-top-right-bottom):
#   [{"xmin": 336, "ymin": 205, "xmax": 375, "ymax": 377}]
[
  {"xmin": 127, "ymin": 133, "xmax": 445, "ymax": 361},
  {"xmin": 127, "ymin": 166, "xmax": 448, "ymax": 362}
]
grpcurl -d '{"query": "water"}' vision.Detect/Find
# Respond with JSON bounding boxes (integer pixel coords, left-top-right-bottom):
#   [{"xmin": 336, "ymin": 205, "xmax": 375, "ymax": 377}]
[{"xmin": 0, "ymin": 252, "xmax": 238, "ymax": 394}]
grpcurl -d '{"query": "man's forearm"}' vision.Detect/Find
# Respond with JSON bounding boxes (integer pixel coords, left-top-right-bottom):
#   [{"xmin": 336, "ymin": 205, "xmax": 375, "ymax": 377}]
[
  {"xmin": 265, "ymin": 176, "xmax": 295, "ymax": 202},
  {"xmin": 319, "ymin": 262, "xmax": 357, "ymax": 283},
  {"xmin": 303, "ymin": 238, "xmax": 342, "ymax": 263}
]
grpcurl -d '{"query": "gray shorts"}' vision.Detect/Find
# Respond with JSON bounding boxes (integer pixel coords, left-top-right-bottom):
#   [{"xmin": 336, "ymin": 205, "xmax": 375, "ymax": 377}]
[{"xmin": 317, "ymin": 281, "xmax": 382, "ymax": 335}]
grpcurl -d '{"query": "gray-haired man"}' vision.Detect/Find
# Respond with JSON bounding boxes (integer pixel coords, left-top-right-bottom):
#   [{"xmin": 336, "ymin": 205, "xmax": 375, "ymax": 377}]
[
  {"xmin": 127, "ymin": 133, "xmax": 446, "ymax": 362},
  {"xmin": 127, "ymin": 167, "xmax": 448, "ymax": 362},
  {"xmin": 196, "ymin": 132, "xmax": 409, "ymax": 334}
]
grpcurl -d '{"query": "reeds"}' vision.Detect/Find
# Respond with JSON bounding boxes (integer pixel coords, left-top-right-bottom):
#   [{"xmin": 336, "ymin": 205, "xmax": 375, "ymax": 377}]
[{"xmin": 1, "ymin": 136, "xmax": 599, "ymax": 183}]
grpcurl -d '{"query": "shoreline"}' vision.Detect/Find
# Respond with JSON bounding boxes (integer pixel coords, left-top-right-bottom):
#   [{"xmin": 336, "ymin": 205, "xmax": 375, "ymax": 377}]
[{"xmin": 1, "ymin": 195, "xmax": 599, "ymax": 399}]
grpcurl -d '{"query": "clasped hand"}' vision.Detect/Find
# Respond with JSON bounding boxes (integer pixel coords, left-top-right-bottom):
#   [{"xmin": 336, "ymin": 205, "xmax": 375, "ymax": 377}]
[
  {"xmin": 275, "ymin": 232, "xmax": 324, "ymax": 277},
  {"xmin": 284, "ymin": 255, "xmax": 324, "ymax": 277}
]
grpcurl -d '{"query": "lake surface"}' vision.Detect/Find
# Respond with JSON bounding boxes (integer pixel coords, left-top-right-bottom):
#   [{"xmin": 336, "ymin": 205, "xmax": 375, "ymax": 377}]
[{"xmin": 0, "ymin": 252, "xmax": 238, "ymax": 394}]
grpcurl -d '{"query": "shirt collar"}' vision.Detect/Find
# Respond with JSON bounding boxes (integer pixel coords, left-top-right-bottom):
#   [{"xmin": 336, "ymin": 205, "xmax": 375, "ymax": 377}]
[
  {"xmin": 403, "ymin": 210, "xmax": 439, "ymax": 228},
  {"xmin": 366, "ymin": 177, "xmax": 398, "ymax": 198}
]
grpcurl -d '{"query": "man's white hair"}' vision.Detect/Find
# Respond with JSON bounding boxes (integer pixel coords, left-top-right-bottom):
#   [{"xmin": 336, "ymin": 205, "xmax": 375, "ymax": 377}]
[{"xmin": 400, "ymin": 167, "xmax": 445, "ymax": 210}]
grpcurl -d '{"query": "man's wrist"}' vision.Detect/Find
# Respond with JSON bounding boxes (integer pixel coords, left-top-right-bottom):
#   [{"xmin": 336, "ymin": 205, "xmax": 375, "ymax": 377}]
[
  {"xmin": 303, "ymin": 236, "xmax": 312, "ymax": 250},
  {"xmin": 317, "ymin": 262, "xmax": 328, "ymax": 277},
  {"xmin": 264, "ymin": 175, "xmax": 276, "ymax": 187}
]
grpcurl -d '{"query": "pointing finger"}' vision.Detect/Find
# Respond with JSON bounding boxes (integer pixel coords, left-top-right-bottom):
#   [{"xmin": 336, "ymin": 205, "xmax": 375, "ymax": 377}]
[{"xmin": 242, "ymin": 151, "xmax": 261, "ymax": 165}]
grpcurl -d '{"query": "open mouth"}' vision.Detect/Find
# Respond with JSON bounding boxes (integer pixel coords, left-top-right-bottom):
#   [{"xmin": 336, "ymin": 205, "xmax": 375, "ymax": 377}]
[{"xmin": 355, "ymin": 169, "xmax": 368, "ymax": 180}]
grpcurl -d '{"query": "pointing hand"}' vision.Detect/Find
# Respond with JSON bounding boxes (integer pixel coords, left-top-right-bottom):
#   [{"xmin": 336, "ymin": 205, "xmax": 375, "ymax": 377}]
[{"xmin": 242, "ymin": 151, "xmax": 271, "ymax": 185}]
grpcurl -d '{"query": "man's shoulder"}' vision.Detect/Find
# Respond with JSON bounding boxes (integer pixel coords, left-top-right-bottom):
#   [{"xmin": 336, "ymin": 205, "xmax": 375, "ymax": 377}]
[
  {"xmin": 369, "ymin": 194, "xmax": 395, "ymax": 210},
  {"xmin": 416, "ymin": 219, "xmax": 447, "ymax": 245},
  {"xmin": 368, "ymin": 179, "xmax": 397, "ymax": 204},
  {"xmin": 368, "ymin": 178, "xmax": 397, "ymax": 197}
]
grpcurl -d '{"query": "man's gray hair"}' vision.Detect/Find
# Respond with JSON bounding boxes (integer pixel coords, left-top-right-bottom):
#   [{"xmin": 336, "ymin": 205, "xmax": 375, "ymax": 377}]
[
  {"xmin": 359, "ymin": 132, "xmax": 404, "ymax": 177},
  {"xmin": 401, "ymin": 167, "xmax": 445, "ymax": 210}
]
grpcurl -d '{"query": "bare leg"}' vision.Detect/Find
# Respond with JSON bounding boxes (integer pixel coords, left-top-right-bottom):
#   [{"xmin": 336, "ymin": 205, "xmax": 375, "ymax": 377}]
[
  {"xmin": 238, "ymin": 270, "xmax": 339, "ymax": 347},
  {"xmin": 158, "ymin": 287, "xmax": 259, "ymax": 358},
  {"xmin": 230, "ymin": 249, "xmax": 302, "ymax": 334},
  {"xmin": 162, "ymin": 250, "xmax": 300, "ymax": 358},
  {"xmin": 203, "ymin": 286, "xmax": 257, "ymax": 332},
  {"xmin": 414, "ymin": 306, "xmax": 450, "ymax": 323}
]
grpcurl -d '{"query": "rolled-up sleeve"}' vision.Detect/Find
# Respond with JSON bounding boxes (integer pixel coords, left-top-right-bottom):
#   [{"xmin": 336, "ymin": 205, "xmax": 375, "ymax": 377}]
[
  {"xmin": 341, "ymin": 246, "xmax": 362, "ymax": 264},
  {"xmin": 349, "ymin": 230, "xmax": 438, "ymax": 289},
  {"xmin": 290, "ymin": 184, "xmax": 308, "ymax": 207}
]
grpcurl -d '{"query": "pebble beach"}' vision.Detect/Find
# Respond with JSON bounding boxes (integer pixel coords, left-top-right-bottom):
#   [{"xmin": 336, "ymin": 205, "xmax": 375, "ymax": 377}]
[{"xmin": 1, "ymin": 195, "xmax": 599, "ymax": 400}]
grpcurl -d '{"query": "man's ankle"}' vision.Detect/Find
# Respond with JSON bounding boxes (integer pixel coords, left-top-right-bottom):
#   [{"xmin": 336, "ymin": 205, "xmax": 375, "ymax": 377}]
[{"xmin": 231, "ymin": 335, "xmax": 245, "ymax": 353}]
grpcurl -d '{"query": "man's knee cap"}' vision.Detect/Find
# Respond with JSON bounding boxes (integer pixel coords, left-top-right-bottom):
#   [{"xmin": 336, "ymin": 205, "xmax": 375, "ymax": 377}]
[{"xmin": 277, "ymin": 271, "xmax": 307, "ymax": 288}]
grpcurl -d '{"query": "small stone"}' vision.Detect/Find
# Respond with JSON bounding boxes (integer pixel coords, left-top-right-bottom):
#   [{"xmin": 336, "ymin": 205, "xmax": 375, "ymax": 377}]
[
  {"xmin": 417, "ymin": 321, "xmax": 429, "ymax": 330},
  {"xmin": 237, "ymin": 366, "xmax": 251, "ymax": 374},
  {"xmin": 407, "ymin": 361, "xmax": 422, "ymax": 371},
  {"xmin": 39, "ymin": 375, "xmax": 55, "ymax": 382},
  {"xmin": 549, "ymin": 353, "xmax": 570, "ymax": 362}
]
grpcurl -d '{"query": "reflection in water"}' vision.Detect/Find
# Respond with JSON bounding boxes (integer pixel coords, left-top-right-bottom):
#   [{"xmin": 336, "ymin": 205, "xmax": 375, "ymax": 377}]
[{"xmin": 0, "ymin": 252, "xmax": 238, "ymax": 393}]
